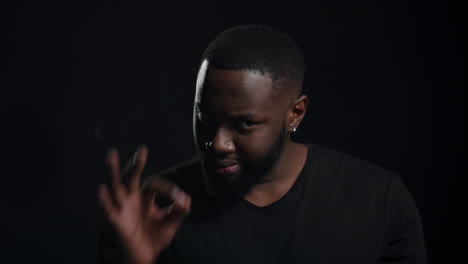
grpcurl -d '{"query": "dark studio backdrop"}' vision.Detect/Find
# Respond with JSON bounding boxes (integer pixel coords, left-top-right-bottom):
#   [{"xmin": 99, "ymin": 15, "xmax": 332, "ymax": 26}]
[{"xmin": 2, "ymin": 1, "xmax": 464, "ymax": 263}]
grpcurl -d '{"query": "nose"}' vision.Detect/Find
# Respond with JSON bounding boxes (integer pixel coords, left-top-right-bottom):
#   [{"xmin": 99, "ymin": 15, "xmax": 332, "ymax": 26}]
[{"xmin": 210, "ymin": 126, "xmax": 235, "ymax": 155}]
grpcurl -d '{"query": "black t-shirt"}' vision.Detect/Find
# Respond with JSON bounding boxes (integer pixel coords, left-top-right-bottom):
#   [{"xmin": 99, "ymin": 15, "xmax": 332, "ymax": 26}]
[{"xmin": 98, "ymin": 144, "xmax": 427, "ymax": 264}]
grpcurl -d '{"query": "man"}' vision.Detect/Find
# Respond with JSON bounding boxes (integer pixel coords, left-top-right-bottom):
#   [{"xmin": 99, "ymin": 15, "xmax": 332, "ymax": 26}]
[{"xmin": 98, "ymin": 25, "xmax": 427, "ymax": 264}]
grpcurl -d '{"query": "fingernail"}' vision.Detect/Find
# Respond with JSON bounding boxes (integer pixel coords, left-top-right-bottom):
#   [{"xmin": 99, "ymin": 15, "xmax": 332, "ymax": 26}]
[
  {"xmin": 106, "ymin": 148, "xmax": 115, "ymax": 161},
  {"xmin": 132, "ymin": 145, "xmax": 143, "ymax": 165},
  {"xmin": 171, "ymin": 186, "xmax": 187, "ymax": 203}
]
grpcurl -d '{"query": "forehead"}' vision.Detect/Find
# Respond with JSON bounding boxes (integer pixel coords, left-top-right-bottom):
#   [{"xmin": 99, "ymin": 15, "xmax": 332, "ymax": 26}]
[{"xmin": 196, "ymin": 67, "xmax": 276, "ymax": 112}]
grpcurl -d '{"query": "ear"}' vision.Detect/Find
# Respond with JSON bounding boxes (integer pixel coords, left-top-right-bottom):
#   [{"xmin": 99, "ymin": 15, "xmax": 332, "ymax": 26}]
[{"xmin": 287, "ymin": 95, "xmax": 308, "ymax": 133}]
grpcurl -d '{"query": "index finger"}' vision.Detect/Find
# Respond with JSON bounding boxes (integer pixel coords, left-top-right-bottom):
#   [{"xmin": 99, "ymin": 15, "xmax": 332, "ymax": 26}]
[
  {"xmin": 143, "ymin": 177, "xmax": 191, "ymax": 220},
  {"xmin": 106, "ymin": 148, "xmax": 125, "ymax": 205},
  {"xmin": 126, "ymin": 145, "xmax": 148, "ymax": 192},
  {"xmin": 143, "ymin": 176, "xmax": 177, "ymax": 199},
  {"xmin": 143, "ymin": 177, "xmax": 189, "ymax": 205}
]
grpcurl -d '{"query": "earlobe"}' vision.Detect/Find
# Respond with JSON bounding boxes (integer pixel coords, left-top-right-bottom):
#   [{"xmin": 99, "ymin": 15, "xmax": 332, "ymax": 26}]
[{"xmin": 289, "ymin": 95, "xmax": 308, "ymax": 133}]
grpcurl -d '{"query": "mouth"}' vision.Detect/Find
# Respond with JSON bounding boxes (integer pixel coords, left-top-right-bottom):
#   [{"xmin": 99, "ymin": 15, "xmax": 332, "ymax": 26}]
[
  {"xmin": 205, "ymin": 159, "xmax": 241, "ymax": 176},
  {"xmin": 213, "ymin": 163, "xmax": 240, "ymax": 175}
]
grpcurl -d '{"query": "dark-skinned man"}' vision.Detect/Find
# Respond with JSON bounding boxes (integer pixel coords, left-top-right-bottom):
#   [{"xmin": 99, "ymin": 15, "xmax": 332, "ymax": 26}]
[{"xmin": 98, "ymin": 25, "xmax": 427, "ymax": 264}]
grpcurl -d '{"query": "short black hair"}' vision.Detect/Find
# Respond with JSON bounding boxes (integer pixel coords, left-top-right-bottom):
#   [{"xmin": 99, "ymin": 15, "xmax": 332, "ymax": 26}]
[{"xmin": 201, "ymin": 25, "xmax": 306, "ymax": 95}]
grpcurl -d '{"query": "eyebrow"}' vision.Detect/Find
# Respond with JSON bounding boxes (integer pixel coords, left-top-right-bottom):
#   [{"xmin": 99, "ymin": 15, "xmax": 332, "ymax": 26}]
[
  {"xmin": 196, "ymin": 104, "xmax": 263, "ymax": 120},
  {"xmin": 228, "ymin": 113, "xmax": 262, "ymax": 120}
]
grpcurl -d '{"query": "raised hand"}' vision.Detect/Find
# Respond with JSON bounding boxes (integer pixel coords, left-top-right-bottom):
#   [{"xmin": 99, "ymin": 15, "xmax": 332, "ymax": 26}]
[{"xmin": 98, "ymin": 146, "xmax": 191, "ymax": 264}]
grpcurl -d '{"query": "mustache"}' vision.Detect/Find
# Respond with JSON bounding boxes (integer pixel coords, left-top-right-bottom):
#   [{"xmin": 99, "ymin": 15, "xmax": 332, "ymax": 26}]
[
  {"xmin": 200, "ymin": 151, "xmax": 240, "ymax": 162},
  {"xmin": 202, "ymin": 156, "xmax": 241, "ymax": 166}
]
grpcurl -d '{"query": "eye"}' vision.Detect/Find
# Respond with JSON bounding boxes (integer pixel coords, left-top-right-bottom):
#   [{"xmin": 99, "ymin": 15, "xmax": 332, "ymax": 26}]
[
  {"xmin": 239, "ymin": 120, "xmax": 258, "ymax": 130},
  {"xmin": 243, "ymin": 120, "xmax": 254, "ymax": 127}
]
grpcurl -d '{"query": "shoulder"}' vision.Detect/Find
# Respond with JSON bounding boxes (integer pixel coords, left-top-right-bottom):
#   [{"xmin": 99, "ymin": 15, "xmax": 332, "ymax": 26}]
[
  {"xmin": 304, "ymin": 144, "xmax": 427, "ymax": 261},
  {"xmin": 309, "ymin": 143, "xmax": 395, "ymax": 172},
  {"xmin": 306, "ymin": 143, "xmax": 401, "ymax": 195}
]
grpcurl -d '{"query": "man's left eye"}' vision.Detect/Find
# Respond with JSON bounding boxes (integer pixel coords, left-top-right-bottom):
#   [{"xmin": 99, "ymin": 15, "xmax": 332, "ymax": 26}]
[
  {"xmin": 243, "ymin": 121, "xmax": 254, "ymax": 127},
  {"xmin": 240, "ymin": 120, "xmax": 257, "ymax": 129}
]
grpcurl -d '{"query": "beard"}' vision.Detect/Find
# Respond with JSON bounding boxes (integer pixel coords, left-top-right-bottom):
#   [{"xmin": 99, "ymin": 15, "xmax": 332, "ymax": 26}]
[{"xmin": 200, "ymin": 126, "xmax": 287, "ymax": 198}]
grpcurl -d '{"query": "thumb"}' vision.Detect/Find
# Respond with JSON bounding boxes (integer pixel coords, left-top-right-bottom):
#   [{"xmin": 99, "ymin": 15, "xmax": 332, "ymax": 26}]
[
  {"xmin": 143, "ymin": 179, "xmax": 191, "ymax": 223},
  {"xmin": 165, "ymin": 187, "xmax": 192, "ymax": 223}
]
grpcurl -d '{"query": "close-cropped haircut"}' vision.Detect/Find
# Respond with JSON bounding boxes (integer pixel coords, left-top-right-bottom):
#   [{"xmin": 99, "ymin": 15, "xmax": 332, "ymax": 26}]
[{"xmin": 201, "ymin": 25, "xmax": 306, "ymax": 95}]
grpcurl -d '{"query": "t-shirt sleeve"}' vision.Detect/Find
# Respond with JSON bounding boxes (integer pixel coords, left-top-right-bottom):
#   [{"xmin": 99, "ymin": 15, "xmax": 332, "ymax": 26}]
[{"xmin": 377, "ymin": 175, "xmax": 427, "ymax": 263}]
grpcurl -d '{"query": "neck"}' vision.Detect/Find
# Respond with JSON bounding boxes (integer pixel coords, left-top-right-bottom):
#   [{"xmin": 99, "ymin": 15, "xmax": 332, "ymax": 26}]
[{"xmin": 243, "ymin": 140, "xmax": 307, "ymax": 206}]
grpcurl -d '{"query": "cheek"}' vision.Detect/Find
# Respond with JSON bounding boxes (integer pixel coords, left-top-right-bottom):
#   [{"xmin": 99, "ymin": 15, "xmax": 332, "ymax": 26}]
[
  {"xmin": 193, "ymin": 120, "xmax": 208, "ymax": 149},
  {"xmin": 235, "ymin": 127, "xmax": 280, "ymax": 161}
]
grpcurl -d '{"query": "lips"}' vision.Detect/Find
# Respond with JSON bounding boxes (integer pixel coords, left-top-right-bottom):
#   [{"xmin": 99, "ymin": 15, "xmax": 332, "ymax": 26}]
[
  {"xmin": 214, "ymin": 163, "xmax": 240, "ymax": 175},
  {"xmin": 205, "ymin": 159, "xmax": 241, "ymax": 175}
]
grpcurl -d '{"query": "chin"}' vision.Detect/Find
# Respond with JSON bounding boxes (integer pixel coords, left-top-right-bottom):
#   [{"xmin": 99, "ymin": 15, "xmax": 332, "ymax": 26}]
[{"xmin": 201, "ymin": 161, "xmax": 255, "ymax": 197}]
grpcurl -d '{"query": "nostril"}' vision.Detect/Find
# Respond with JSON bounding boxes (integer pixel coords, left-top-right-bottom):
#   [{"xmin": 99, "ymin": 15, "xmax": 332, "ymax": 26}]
[{"xmin": 209, "ymin": 127, "xmax": 236, "ymax": 154}]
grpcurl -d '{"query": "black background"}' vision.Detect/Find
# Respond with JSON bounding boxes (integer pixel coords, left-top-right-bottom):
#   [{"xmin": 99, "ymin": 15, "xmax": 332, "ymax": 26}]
[{"xmin": 3, "ymin": 1, "xmax": 464, "ymax": 263}]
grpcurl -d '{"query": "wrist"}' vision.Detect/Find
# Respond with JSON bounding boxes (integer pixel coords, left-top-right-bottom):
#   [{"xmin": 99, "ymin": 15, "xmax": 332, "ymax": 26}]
[{"xmin": 120, "ymin": 243, "xmax": 161, "ymax": 264}]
